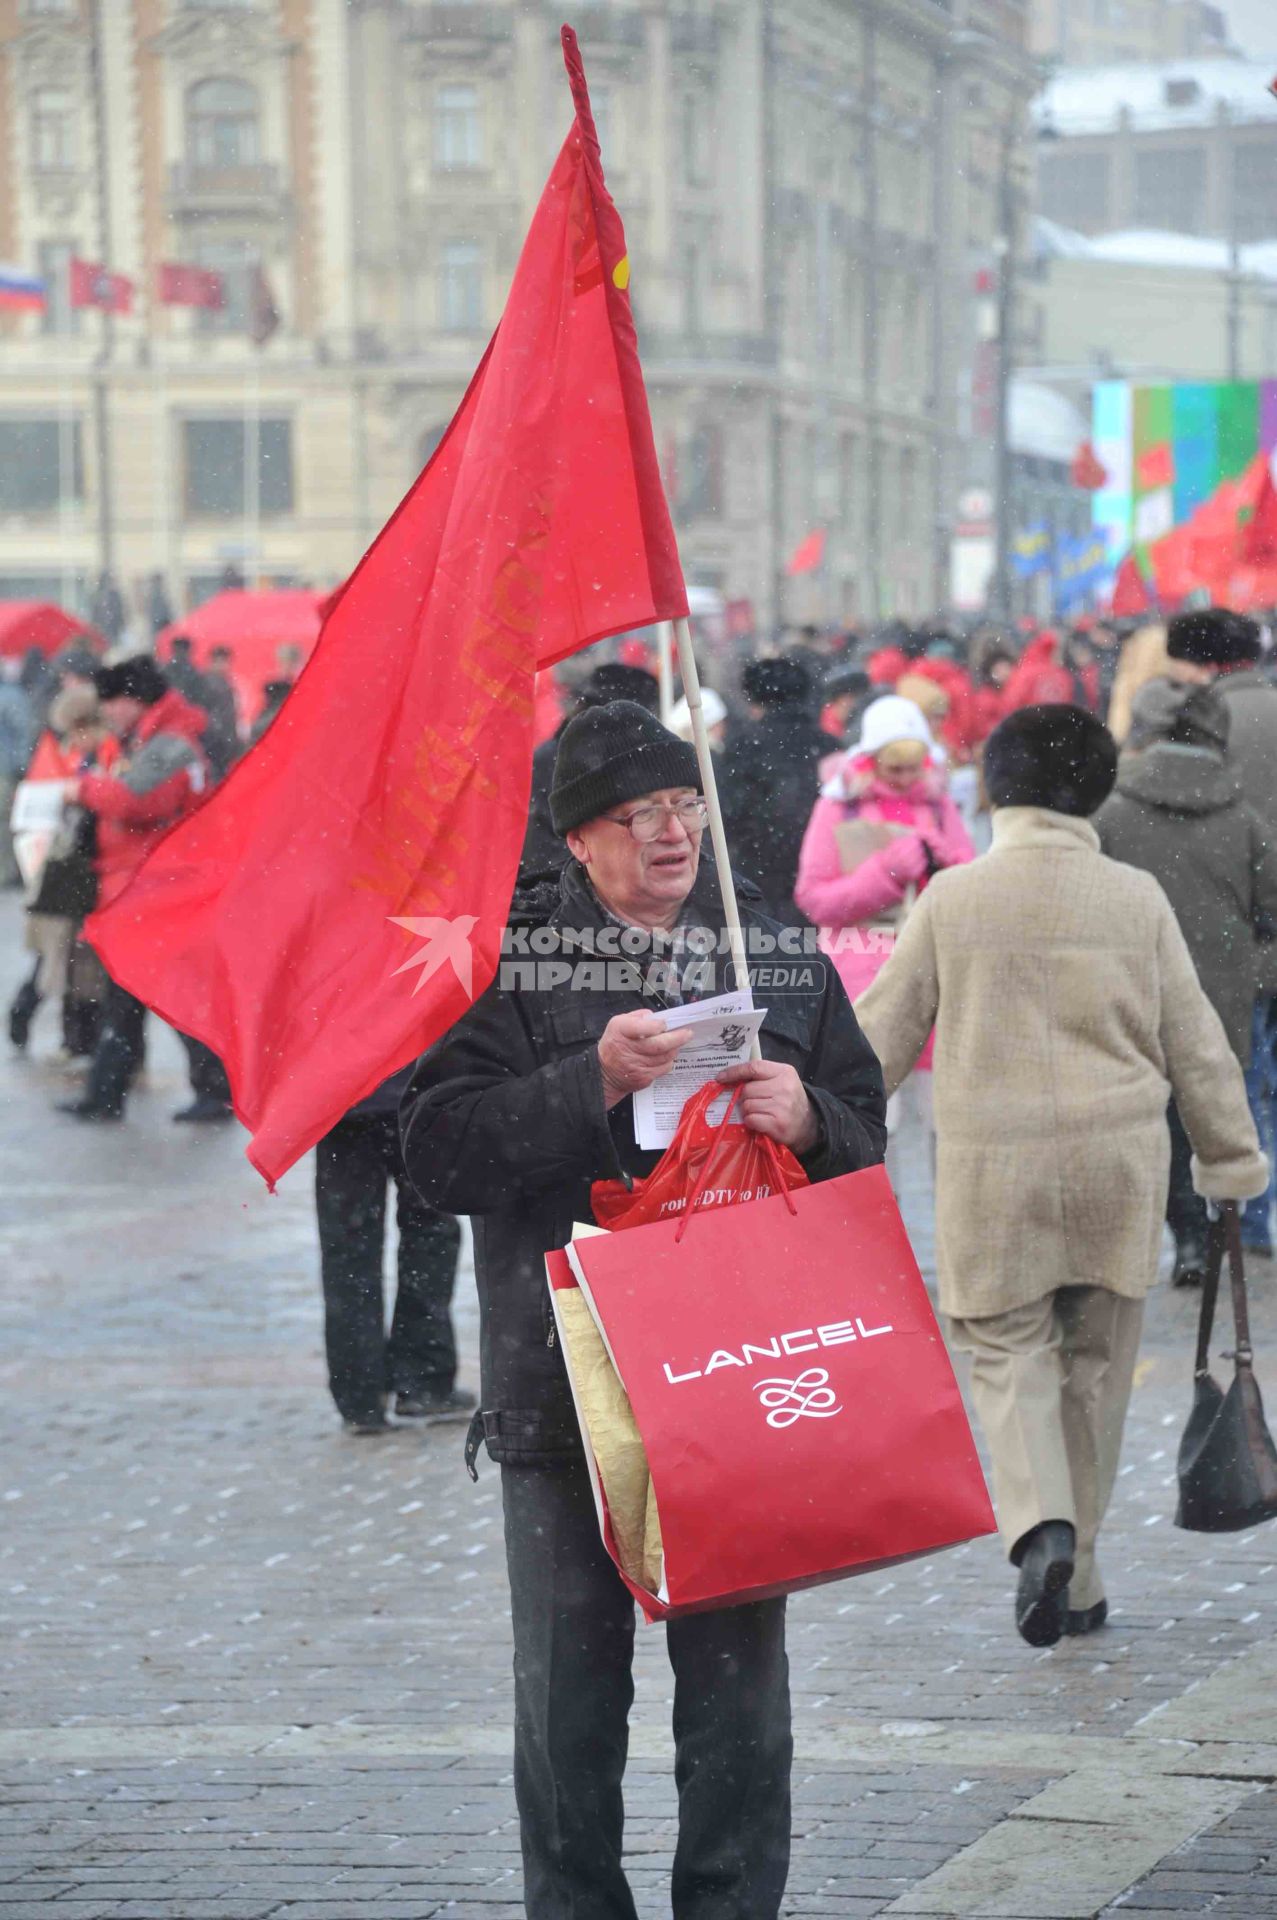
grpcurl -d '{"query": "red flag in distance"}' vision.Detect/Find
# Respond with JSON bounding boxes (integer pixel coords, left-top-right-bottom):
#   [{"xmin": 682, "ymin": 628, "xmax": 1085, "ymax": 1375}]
[
  {"xmin": 70, "ymin": 258, "xmax": 133, "ymax": 314},
  {"xmin": 158, "ymin": 262, "xmax": 226, "ymax": 310},
  {"xmin": 786, "ymin": 528, "xmax": 826, "ymax": 576}
]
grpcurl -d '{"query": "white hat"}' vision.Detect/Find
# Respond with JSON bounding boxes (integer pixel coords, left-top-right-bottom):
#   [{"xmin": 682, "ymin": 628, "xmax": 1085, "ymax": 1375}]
[
  {"xmin": 850, "ymin": 694, "xmax": 935, "ymax": 760},
  {"xmin": 669, "ymin": 688, "xmax": 727, "ymax": 741}
]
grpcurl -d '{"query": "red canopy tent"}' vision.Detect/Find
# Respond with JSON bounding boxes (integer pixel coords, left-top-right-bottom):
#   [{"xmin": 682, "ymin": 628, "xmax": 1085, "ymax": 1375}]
[
  {"xmin": 156, "ymin": 589, "xmax": 328, "ymax": 703},
  {"xmin": 0, "ymin": 601, "xmax": 101, "ymax": 660}
]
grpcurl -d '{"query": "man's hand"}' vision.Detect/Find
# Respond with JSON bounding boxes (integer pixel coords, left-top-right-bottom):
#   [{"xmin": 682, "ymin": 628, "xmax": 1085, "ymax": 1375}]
[
  {"xmin": 716, "ymin": 1059, "xmax": 819, "ymax": 1154},
  {"xmin": 598, "ymin": 1011, "xmax": 692, "ymax": 1109}
]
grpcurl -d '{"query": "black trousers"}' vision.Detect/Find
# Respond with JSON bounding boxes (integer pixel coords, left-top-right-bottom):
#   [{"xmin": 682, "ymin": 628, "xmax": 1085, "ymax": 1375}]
[
  {"xmin": 314, "ymin": 1111, "xmax": 461, "ymax": 1423},
  {"xmin": 1167, "ymin": 1100, "xmax": 1207, "ymax": 1251},
  {"xmin": 86, "ymin": 978, "xmax": 230, "ymax": 1115},
  {"xmin": 501, "ymin": 1458, "xmax": 792, "ymax": 1920}
]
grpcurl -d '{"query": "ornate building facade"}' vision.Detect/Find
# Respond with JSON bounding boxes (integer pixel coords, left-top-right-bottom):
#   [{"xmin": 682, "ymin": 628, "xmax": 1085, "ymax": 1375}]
[{"xmin": 0, "ymin": 0, "xmax": 1035, "ymax": 628}]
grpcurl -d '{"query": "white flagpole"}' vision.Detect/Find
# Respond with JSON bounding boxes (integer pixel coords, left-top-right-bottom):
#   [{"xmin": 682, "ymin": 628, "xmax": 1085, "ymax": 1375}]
[
  {"xmin": 672, "ymin": 614, "xmax": 760, "ymax": 1057},
  {"xmin": 657, "ymin": 619, "xmax": 675, "ymax": 724}
]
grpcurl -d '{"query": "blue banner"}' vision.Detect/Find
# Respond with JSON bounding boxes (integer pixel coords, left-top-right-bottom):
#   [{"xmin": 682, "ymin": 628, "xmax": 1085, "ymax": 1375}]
[{"xmin": 1012, "ymin": 524, "xmax": 1051, "ymax": 577}]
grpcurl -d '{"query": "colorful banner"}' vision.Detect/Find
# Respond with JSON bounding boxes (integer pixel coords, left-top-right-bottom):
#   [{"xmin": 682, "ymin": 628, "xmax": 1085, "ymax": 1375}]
[
  {"xmin": 1092, "ymin": 380, "xmax": 1277, "ymax": 594},
  {"xmin": 1011, "ymin": 525, "xmax": 1051, "ymax": 577}
]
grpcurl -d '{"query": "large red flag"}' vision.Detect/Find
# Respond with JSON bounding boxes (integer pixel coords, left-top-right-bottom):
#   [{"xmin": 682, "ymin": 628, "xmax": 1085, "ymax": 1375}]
[
  {"xmin": 86, "ymin": 26, "xmax": 687, "ymax": 1186},
  {"xmin": 1110, "ymin": 551, "xmax": 1154, "ymax": 617},
  {"xmin": 1243, "ymin": 461, "xmax": 1277, "ymax": 565}
]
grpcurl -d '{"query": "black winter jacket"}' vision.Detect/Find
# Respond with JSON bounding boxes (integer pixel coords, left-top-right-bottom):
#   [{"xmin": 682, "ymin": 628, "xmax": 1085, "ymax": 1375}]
[
  {"xmin": 400, "ymin": 858, "xmax": 887, "ymax": 1467},
  {"xmin": 718, "ymin": 706, "xmax": 830, "ymax": 928}
]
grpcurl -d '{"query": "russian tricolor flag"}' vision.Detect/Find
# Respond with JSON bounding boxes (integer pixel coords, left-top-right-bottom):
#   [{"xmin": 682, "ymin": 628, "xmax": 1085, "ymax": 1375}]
[{"xmin": 0, "ymin": 264, "xmax": 46, "ymax": 313}]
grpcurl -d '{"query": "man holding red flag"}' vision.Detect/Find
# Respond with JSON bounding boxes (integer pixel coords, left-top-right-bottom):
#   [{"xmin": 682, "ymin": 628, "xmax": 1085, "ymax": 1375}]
[{"xmin": 401, "ymin": 697, "xmax": 886, "ymax": 1914}]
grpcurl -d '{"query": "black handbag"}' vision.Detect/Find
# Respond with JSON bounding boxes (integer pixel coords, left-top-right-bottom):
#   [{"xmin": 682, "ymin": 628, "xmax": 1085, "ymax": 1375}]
[
  {"xmin": 27, "ymin": 806, "xmax": 98, "ymax": 920},
  {"xmin": 1175, "ymin": 1202, "xmax": 1277, "ymax": 1533}
]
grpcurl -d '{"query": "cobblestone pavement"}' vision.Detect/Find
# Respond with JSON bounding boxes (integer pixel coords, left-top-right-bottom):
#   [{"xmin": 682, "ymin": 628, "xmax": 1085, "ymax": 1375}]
[{"xmin": 2, "ymin": 906, "xmax": 1275, "ymax": 1919}]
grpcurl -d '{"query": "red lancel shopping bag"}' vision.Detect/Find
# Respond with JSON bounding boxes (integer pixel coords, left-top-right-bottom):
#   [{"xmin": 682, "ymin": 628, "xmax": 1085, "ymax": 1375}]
[
  {"xmin": 553, "ymin": 1103, "xmax": 996, "ymax": 1619},
  {"xmin": 591, "ymin": 1080, "xmax": 808, "ymax": 1229}
]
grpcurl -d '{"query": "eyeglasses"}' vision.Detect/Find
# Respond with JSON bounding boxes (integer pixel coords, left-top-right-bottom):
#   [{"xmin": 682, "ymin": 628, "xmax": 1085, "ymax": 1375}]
[{"xmin": 600, "ymin": 797, "xmax": 710, "ymax": 843}]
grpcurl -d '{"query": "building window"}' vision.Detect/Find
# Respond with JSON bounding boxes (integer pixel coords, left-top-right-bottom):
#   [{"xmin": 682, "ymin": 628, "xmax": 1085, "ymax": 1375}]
[
  {"xmin": 182, "ymin": 417, "xmax": 293, "ymax": 518},
  {"xmin": 24, "ymin": 0, "xmax": 74, "ymax": 15},
  {"xmin": 1232, "ymin": 143, "xmax": 1277, "ymax": 244},
  {"xmin": 682, "ymin": 422, "xmax": 723, "ymax": 519},
  {"xmin": 38, "ymin": 242, "xmax": 79, "ymax": 337},
  {"xmin": 31, "ymin": 87, "xmax": 76, "ymax": 171},
  {"xmin": 187, "ymin": 77, "xmax": 261, "ymax": 171},
  {"xmin": 439, "ymin": 241, "xmax": 483, "ymax": 332},
  {"xmin": 0, "ymin": 419, "xmax": 84, "ymax": 515},
  {"xmin": 681, "ymin": 89, "xmax": 713, "ymax": 189},
  {"xmin": 191, "ymin": 241, "xmax": 258, "ymax": 333},
  {"xmin": 434, "ymin": 85, "xmax": 482, "ymax": 171},
  {"xmin": 840, "ymin": 432, "xmax": 859, "ymax": 526},
  {"xmin": 591, "ymin": 84, "xmax": 615, "ymax": 165},
  {"xmin": 1133, "ymin": 146, "xmax": 1206, "ymax": 234},
  {"xmin": 682, "ymin": 241, "xmax": 702, "ymax": 336},
  {"xmin": 1037, "ymin": 150, "xmax": 1111, "ymax": 232}
]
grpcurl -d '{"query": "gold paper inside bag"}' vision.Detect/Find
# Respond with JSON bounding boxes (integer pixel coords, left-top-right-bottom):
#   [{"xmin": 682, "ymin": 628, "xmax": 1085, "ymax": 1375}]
[{"xmin": 557, "ymin": 1288, "xmax": 664, "ymax": 1594}]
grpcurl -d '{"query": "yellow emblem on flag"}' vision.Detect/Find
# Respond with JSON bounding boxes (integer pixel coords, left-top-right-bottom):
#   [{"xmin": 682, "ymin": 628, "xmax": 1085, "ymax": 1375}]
[{"xmin": 612, "ymin": 256, "xmax": 631, "ymax": 291}]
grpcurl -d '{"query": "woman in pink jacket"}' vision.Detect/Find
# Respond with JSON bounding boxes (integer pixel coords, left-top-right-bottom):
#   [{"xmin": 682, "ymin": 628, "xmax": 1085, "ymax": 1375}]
[{"xmin": 795, "ymin": 695, "xmax": 974, "ymax": 1224}]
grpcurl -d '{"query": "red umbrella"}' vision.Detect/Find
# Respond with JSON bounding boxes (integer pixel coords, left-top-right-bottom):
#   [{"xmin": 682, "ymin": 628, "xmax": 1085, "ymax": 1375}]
[
  {"xmin": 0, "ymin": 601, "xmax": 102, "ymax": 660},
  {"xmin": 156, "ymin": 589, "xmax": 327, "ymax": 693}
]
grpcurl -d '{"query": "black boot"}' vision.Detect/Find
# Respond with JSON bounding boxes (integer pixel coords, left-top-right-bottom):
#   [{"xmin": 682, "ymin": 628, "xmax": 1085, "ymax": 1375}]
[
  {"xmin": 8, "ymin": 974, "xmax": 42, "ymax": 1051},
  {"xmin": 1014, "ymin": 1520, "xmax": 1076, "ymax": 1648},
  {"xmin": 1172, "ymin": 1236, "xmax": 1208, "ymax": 1288},
  {"xmin": 1065, "ymin": 1598, "xmax": 1108, "ymax": 1636}
]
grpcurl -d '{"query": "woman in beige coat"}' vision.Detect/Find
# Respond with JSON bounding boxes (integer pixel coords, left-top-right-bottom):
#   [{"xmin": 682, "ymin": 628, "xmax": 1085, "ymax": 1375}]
[{"xmin": 855, "ymin": 705, "xmax": 1266, "ymax": 1648}]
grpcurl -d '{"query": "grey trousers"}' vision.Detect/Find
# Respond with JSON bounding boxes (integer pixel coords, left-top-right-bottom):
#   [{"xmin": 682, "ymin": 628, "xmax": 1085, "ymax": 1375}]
[
  {"xmin": 500, "ymin": 1458, "xmax": 792, "ymax": 1919},
  {"xmin": 947, "ymin": 1286, "xmax": 1145, "ymax": 1611}
]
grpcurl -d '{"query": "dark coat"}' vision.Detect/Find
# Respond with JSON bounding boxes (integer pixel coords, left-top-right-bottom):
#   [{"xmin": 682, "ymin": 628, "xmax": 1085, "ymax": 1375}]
[
  {"xmin": 400, "ymin": 857, "xmax": 888, "ymax": 1467},
  {"xmin": 519, "ymin": 729, "xmax": 567, "ymax": 882},
  {"xmin": 1095, "ymin": 743, "xmax": 1277, "ymax": 1062},
  {"xmin": 1217, "ymin": 667, "xmax": 1277, "ymax": 989},
  {"xmin": 718, "ymin": 706, "xmax": 830, "ymax": 927}
]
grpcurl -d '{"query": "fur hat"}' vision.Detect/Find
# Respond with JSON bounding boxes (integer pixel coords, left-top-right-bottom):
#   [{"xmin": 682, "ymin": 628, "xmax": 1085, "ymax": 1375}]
[
  {"xmin": 550, "ymin": 700, "xmax": 701, "ymax": 835},
  {"xmin": 741, "ymin": 655, "xmax": 813, "ymax": 709},
  {"xmin": 575, "ymin": 662, "xmax": 661, "ymax": 715},
  {"xmin": 984, "ymin": 705, "xmax": 1117, "ymax": 817},
  {"xmin": 1166, "ymin": 609, "xmax": 1261, "ymax": 669},
  {"xmin": 93, "ymin": 654, "xmax": 169, "ymax": 706}
]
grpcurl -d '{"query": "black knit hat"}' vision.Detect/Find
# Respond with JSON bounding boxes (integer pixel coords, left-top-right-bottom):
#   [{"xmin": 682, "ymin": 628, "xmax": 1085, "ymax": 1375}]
[
  {"xmin": 742, "ymin": 655, "xmax": 812, "ymax": 709},
  {"xmin": 94, "ymin": 655, "xmax": 169, "ymax": 706},
  {"xmin": 550, "ymin": 700, "xmax": 701, "ymax": 835},
  {"xmin": 1166, "ymin": 609, "xmax": 1262, "ymax": 668},
  {"xmin": 576, "ymin": 662, "xmax": 660, "ymax": 714},
  {"xmin": 984, "ymin": 705, "xmax": 1117, "ymax": 817}
]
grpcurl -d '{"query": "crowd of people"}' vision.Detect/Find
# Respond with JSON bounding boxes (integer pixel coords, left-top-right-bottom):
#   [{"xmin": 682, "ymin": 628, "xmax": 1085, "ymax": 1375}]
[{"xmin": 6, "ymin": 594, "xmax": 1277, "ymax": 1914}]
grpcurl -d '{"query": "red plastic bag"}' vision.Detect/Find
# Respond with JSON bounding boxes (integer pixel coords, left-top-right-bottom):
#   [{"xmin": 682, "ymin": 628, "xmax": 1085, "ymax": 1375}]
[
  {"xmin": 553, "ymin": 1156, "xmax": 996, "ymax": 1620},
  {"xmin": 592, "ymin": 1080, "xmax": 809, "ymax": 1230}
]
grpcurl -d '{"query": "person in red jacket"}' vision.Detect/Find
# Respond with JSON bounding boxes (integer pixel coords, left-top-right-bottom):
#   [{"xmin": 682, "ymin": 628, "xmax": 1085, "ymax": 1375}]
[
  {"xmin": 1002, "ymin": 630, "xmax": 1101, "ymax": 715},
  {"xmin": 55, "ymin": 654, "xmax": 234, "ymax": 1124}
]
